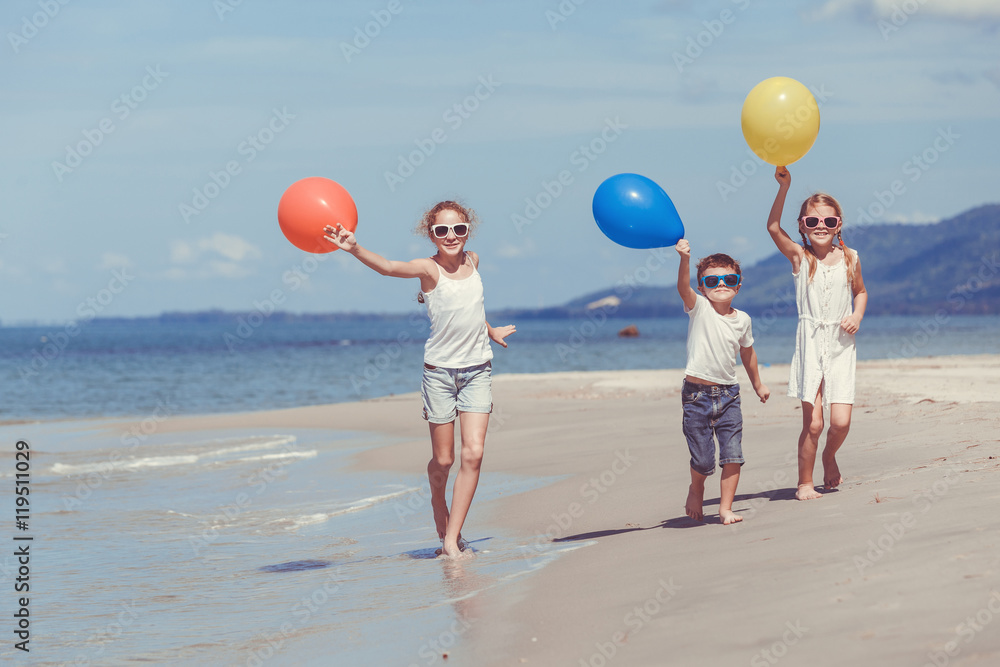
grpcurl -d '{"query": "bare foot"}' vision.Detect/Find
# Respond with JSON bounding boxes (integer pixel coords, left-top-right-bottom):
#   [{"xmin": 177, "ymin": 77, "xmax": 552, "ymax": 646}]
[
  {"xmin": 796, "ymin": 483, "xmax": 823, "ymax": 500},
  {"xmin": 439, "ymin": 539, "xmax": 474, "ymax": 560},
  {"xmin": 685, "ymin": 484, "xmax": 705, "ymax": 521},
  {"xmin": 822, "ymin": 454, "xmax": 843, "ymax": 489},
  {"xmin": 719, "ymin": 509, "xmax": 743, "ymax": 525}
]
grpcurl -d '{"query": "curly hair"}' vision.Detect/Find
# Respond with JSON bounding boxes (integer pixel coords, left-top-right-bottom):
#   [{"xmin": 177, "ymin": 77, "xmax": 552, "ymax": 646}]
[
  {"xmin": 797, "ymin": 193, "xmax": 857, "ymax": 284},
  {"xmin": 696, "ymin": 253, "xmax": 741, "ymax": 283},
  {"xmin": 412, "ymin": 200, "xmax": 480, "ymax": 241}
]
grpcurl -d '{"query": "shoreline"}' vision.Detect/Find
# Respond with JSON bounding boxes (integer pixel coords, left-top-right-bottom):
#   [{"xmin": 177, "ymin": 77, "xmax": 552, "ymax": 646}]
[{"xmin": 15, "ymin": 355, "xmax": 1000, "ymax": 665}]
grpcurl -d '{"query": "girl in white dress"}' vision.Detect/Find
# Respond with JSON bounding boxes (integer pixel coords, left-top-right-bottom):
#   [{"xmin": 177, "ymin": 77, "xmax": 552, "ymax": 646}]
[{"xmin": 767, "ymin": 167, "xmax": 868, "ymax": 500}]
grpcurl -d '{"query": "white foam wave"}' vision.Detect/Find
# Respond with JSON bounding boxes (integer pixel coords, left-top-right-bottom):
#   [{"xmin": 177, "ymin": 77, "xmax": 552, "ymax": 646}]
[
  {"xmin": 49, "ymin": 435, "xmax": 304, "ymax": 476},
  {"xmin": 272, "ymin": 487, "xmax": 420, "ymax": 531}
]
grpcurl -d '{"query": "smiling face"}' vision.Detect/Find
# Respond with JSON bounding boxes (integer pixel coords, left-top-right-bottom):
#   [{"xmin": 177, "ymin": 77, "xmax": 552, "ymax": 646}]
[
  {"xmin": 799, "ymin": 203, "xmax": 842, "ymax": 247},
  {"xmin": 698, "ymin": 265, "xmax": 742, "ymax": 303},
  {"xmin": 429, "ymin": 208, "xmax": 468, "ymax": 257}
]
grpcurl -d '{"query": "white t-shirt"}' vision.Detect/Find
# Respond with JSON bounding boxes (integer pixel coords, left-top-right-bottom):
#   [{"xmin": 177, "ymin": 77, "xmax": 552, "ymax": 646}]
[{"xmin": 684, "ymin": 294, "xmax": 754, "ymax": 385}]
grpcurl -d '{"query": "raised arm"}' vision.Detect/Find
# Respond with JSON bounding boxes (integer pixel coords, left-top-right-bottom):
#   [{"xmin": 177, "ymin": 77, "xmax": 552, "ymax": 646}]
[
  {"xmin": 324, "ymin": 223, "xmax": 436, "ymax": 282},
  {"xmin": 768, "ymin": 167, "xmax": 803, "ymax": 268},
  {"xmin": 675, "ymin": 239, "xmax": 697, "ymax": 311}
]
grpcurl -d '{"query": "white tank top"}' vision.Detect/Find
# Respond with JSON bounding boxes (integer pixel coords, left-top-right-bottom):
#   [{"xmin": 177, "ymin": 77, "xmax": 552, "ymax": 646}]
[{"xmin": 422, "ymin": 255, "xmax": 493, "ymax": 368}]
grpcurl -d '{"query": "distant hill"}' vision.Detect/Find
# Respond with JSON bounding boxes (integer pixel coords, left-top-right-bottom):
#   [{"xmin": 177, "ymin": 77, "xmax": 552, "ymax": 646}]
[{"xmin": 495, "ymin": 203, "xmax": 1000, "ymax": 318}]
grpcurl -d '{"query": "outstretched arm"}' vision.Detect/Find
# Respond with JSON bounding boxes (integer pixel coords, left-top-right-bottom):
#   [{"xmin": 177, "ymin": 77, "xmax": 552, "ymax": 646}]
[
  {"xmin": 324, "ymin": 223, "xmax": 435, "ymax": 281},
  {"xmin": 675, "ymin": 239, "xmax": 697, "ymax": 311},
  {"xmin": 768, "ymin": 167, "xmax": 803, "ymax": 269},
  {"xmin": 841, "ymin": 256, "xmax": 868, "ymax": 334},
  {"xmin": 740, "ymin": 345, "xmax": 770, "ymax": 403}
]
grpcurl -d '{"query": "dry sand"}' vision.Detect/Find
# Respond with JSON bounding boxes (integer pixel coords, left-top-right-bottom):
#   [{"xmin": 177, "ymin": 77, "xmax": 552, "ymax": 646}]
[{"xmin": 156, "ymin": 355, "xmax": 1000, "ymax": 666}]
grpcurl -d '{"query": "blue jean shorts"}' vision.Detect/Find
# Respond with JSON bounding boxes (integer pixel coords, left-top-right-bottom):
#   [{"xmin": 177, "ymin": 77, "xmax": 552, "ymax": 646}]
[
  {"xmin": 681, "ymin": 379, "xmax": 744, "ymax": 476},
  {"xmin": 421, "ymin": 361, "xmax": 493, "ymax": 424}
]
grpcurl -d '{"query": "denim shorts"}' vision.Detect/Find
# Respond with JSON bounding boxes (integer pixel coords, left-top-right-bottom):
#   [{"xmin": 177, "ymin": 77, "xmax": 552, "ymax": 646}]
[
  {"xmin": 421, "ymin": 361, "xmax": 493, "ymax": 424},
  {"xmin": 681, "ymin": 379, "xmax": 744, "ymax": 476}
]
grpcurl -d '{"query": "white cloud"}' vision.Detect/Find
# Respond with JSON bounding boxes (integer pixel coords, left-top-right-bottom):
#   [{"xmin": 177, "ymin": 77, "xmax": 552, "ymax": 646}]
[
  {"xmin": 496, "ymin": 239, "xmax": 537, "ymax": 259},
  {"xmin": 166, "ymin": 233, "xmax": 261, "ymax": 279},
  {"xmin": 884, "ymin": 211, "xmax": 940, "ymax": 224},
  {"xmin": 98, "ymin": 252, "xmax": 133, "ymax": 270},
  {"xmin": 815, "ymin": 0, "xmax": 1000, "ymax": 20},
  {"xmin": 198, "ymin": 233, "xmax": 262, "ymax": 262}
]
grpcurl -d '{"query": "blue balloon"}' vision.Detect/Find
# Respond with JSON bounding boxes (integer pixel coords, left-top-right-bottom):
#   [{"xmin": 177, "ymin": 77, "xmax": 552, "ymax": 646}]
[{"xmin": 592, "ymin": 173, "xmax": 685, "ymax": 249}]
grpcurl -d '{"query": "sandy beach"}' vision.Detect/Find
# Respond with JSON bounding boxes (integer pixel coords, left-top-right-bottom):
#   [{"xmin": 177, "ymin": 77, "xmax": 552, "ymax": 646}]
[{"xmin": 149, "ymin": 354, "xmax": 1000, "ymax": 666}]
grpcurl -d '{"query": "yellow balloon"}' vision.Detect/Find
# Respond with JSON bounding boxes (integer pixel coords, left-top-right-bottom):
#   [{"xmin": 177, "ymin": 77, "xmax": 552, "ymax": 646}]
[{"xmin": 741, "ymin": 77, "xmax": 820, "ymax": 166}]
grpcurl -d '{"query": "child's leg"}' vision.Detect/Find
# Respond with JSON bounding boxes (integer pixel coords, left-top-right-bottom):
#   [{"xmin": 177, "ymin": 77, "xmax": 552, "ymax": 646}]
[
  {"xmin": 686, "ymin": 468, "xmax": 708, "ymax": 521},
  {"xmin": 822, "ymin": 403, "xmax": 853, "ymax": 488},
  {"xmin": 797, "ymin": 386, "xmax": 825, "ymax": 500},
  {"xmin": 715, "ymin": 387, "xmax": 744, "ymax": 523},
  {"xmin": 681, "ymin": 382, "xmax": 715, "ymax": 522},
  {"xmin": 719, "ymin": 463, "xmax": 742, "ymax": 524},
  {"xmin": 427, "ymin": 422, "xmax": 456, "ymax": 540},
  {"xmin": 442, "ymin": 411, "xmax": 488, "ymax": 558}
]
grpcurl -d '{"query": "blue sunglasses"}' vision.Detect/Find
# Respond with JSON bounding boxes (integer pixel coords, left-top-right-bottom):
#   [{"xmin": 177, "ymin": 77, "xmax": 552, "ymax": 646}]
[{"xmin": 699, "ymin": 274, "xmax": 741, "ymax": 289}]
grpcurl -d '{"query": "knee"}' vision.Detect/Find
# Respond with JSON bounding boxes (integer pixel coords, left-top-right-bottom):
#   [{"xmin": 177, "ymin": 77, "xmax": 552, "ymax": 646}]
[
  {"xmin": 805, "ymin": 417, "xmax": 824, "ymax": 439},
  {"xmin": 430, "ymin": 453, "xmax": 454, "ymax": 469},
  {"xmin": 828, "ymin": 417, "xmax": 851, "ymax": 436},
  {"xmin": 460, "ymin": 443, "xmax": 484, "ymax": 469}
]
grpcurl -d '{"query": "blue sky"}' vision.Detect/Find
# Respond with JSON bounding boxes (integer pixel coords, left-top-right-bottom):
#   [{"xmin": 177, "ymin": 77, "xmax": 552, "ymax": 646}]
[{"xmin": 2, "ymin": 0, "xmax": 998, "ymax": 322}]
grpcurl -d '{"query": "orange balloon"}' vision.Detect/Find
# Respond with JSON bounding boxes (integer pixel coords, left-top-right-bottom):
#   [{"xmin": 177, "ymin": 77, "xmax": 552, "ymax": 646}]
[{"xmin": 277, "ymin": 177, "xmax": 357, "ymax": 253}]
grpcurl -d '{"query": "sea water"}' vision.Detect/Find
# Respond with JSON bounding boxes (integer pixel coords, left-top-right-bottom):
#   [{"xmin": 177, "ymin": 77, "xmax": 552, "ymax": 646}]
[
  {"xmin": 0, "ymin": 420, "xmax": 576, "ymax": 665},
  {"xmin": 2, "ymin": 315, "xmax": 998, "ymax": 421}
]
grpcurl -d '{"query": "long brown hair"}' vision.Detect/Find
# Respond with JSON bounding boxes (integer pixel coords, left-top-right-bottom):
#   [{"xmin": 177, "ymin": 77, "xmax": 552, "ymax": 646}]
[{"xmin": 797, "ymin": 193, "xmax": 857, "ymax": 286}]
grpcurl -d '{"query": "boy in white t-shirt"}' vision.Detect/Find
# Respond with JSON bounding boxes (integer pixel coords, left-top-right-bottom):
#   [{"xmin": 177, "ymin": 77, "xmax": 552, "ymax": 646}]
[{"xmin": 675, "ymin": 239, "xmax": 770, "ymax": 524}]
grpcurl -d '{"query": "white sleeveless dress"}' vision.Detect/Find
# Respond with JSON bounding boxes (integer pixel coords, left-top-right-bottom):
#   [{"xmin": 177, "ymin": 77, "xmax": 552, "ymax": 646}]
[{"xmin": 787, "ymin": 249, "xmax": 857, "ymax": 407}]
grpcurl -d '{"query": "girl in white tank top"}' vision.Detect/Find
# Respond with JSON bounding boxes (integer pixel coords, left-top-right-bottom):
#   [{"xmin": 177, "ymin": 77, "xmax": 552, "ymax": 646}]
[{"xmin": 324, "ymin": 201, "xmax": 516, "ymax": 559}]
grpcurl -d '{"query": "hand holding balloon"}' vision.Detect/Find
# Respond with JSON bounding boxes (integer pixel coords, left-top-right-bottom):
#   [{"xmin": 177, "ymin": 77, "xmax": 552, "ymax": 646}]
[
  {"xmin": 323, "ymin": 223, "xmax": 357, "ymax": 253},
  {"xmin": 774, "ymin": 165, "xmax": 791, "ymax": 189}
]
